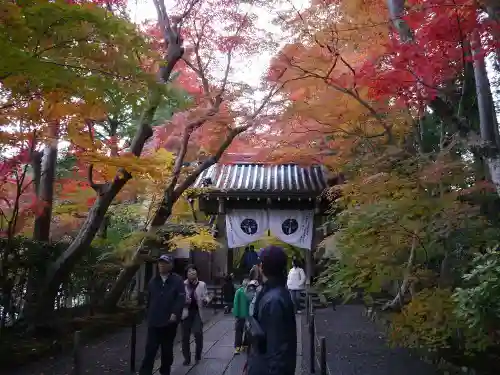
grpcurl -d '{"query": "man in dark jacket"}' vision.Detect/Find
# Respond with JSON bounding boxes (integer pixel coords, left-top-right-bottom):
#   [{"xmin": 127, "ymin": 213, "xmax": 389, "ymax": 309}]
[
  {"xmin": 247, "ymin": 246, "xmax": 297, "ymax": 375},
  {"xmin": 140, "ymin": 255, "xmax": 185, "ymax": 375},
  {"xmin": 241, "ymin": 245, "xmax": 259, "ymax": 275},
  {"xmin": 222, "ymin": 273, "xmax": 236, "ymax": 314}
]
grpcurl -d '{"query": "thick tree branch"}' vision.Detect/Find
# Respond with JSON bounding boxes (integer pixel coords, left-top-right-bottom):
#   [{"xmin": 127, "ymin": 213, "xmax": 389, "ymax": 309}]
[
  {"xmin": 173, "ymin": 83, "xmax": 283, "ymax": 199},
  {"xmin": 172, "ymin": 124, "xmax": 252, "ymax": 200},
  {"xmin": 31, "ymin": 0, "xmax": 192, "ymax": 320},
  {"xmin": 382, "ymin": 232, "xmax": 418, "ymax": 310},
  {"xmin": 386, "ymin": 0, "xmax": 413, "ymax": 42},
  {"xmin": 87, "ymin": 165, "xmax": 103, "ymax": 192},
  {"xmin": 279, "ymin": 51, "xmax": 392, "ymax": 142}
]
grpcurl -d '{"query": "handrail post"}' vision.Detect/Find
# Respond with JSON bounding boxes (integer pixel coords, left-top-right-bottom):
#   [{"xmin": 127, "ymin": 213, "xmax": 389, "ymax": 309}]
[
  {"xmin": 309, "ymin": 294, "xmax": 313, "ymax": 316},
  {"xmin": 130, "ymin": 315, "xmax": 137, "ymax": 373},
  {"xmin": 309, "ymin": 313, "xmax": 315, "ymax": 373},
  {"xmin": 305, "ymin": 294, "xmax": 309, "ymax": 324},
  {"xmin": 320, "ymin": 336, "xmax": 327, "ymax": 375},
  {"xmin": 73, "ymin": 331, "xmax": 81, "ymax": 375}
]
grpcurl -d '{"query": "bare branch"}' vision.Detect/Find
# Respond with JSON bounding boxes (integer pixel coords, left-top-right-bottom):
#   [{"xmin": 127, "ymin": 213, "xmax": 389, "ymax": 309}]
[
  {"xmin": 178, "ymin": 0, "xmax": 203, "ymax": 26},
  {"xmin": 282, "ymin": 53, "xmax": 393, "ymax": 141},
  {"xmin": 152, "ymin": 0, "xmax": 172, "ymax": 37},
  {"xmin": 214, "ymin": 52, "xmax": 232, "ymax": 107},
  {"xmin": 173, "ymin": 80, "xmax": 284, "ymax": 198},
  {"xmin": 83, "ymin": 119, "xmax": 107, "ymax": 193}
]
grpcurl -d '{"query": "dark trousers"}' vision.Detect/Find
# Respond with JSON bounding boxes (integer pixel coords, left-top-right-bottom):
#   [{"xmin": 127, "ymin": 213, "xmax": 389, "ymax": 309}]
[
  {"xmin": 290, "ymin": 290, "xmax": 302, "ymax": 312},
  {"xmin": 182, "ymin": 310, "xmax": 203, "ymax": 361},
  {"xmin": 224, "ymin": 302, "xmax": 233, "ymax": 314},
  {"xmin": 140, "ymin": 323, "xmax": 178, "ymax": 375},
  {"xmin": 234, "ymin": 317, "xmax": 248, "ymax": 347}
]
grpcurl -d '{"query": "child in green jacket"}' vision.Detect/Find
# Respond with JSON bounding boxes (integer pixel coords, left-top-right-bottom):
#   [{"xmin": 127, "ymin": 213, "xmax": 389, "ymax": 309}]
[{"xmin": 233, "ymin": 278, "xmax": 250, "ymax": 354}]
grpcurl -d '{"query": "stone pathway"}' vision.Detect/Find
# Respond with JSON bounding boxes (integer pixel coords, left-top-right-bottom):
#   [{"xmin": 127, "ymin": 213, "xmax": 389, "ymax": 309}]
[
  {"xmin": 159, "ymin": 313, "xmax": 303, "ymax": 375},
  {"xmin": 4, "ymin": 304, "xmax": 444, "ymax": 375},
  {"xmin": 4, "ymin": 312, "xmax": 220, "ymax": 375},
  {"xmin": 305, "ymin": 305, "xmax": 438, "ymax": 375}
]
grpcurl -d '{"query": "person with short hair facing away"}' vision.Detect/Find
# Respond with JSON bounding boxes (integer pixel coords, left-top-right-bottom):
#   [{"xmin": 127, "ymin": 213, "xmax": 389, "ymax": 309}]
[
  {"xmin": 181, "ymin": 265, "xmax": 210, "ymax": 366},
  {"xmin": 287, "ymin": 258, "xmax": 306, "ymax": 314},
  {"xmin": 241, "ymin": 245, "xmax": 260, "ymax": 276},
  {"xmin": 249, "ymin": 257, "xmax": 263, "ymax": 284},
  {"xmin": 247, "ymin": 246, "xmax": 297, "ymax": 375},
  {"xmin": 247, "ymin": 257, "xmax": 263, "ymax": 320},
  {"xmin": 140, "ymin": 255, "xmax": 185, "ymax": 375},
  {"xmin": 233, "ymin": 278, "xmax": 250, "ymax": 355},
  {"xmin": 222, "ymin": 273, "xmax": 236, "ymax": 314},
  {"xmin": 242, "ymin": 279, "xmax": 259, "ymax": 355}
]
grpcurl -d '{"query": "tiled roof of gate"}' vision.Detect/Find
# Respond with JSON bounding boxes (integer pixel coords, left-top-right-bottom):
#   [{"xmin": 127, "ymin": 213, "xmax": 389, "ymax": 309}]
[{"xmin": 192, "ymin": 163, "xmax": 328, "ymax": 194}]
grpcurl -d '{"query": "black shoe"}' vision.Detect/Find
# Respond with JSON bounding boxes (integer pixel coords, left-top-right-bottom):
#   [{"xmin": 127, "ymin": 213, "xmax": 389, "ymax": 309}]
[
  {"xmin": 183, "ymin": 359, "xmax": 191, "ymax": 366},
  {"xmin": 195, "ymin": 355, "xmax": 201, "ymax": 363}
]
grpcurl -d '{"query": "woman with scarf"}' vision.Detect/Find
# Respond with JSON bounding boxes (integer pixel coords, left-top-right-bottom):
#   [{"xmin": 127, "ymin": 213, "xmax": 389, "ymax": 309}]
[{"xmin": 181, "ymin": 265, "xmax": 210, "ymax": 366}]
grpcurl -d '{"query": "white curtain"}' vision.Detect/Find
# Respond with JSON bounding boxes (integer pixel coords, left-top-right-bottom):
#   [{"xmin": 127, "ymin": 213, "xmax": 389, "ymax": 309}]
[
  {"xmin": 225, "ymin": 209, "xmax": 270, "ymax": 248},
  {"xmin": 269, "ymin": 210, "xmax": 314, "ymax": 250}
]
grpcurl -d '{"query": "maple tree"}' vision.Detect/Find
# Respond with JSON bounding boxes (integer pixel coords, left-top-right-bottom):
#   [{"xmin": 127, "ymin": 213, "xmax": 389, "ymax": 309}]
[
  {"xmin": 261, "ymin": 0, "xmax": 500, "ymax": 366},
  {"xmin": 0, "ymin": 0, "xmax": 165, "ymax": 321},
  {"xmin": 4, "ymin": 1, "xmax": 500, "ymax": 369},
  {"xmin": 0, "ymin": 0, "xmax": 286, "ymax": 319},
  {"xmin": 101, "ymin": 0, "xmax": 286, "ymax": 309}
]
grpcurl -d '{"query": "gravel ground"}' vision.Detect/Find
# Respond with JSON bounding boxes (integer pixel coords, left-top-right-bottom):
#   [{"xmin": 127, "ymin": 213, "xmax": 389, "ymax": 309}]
[
  {"xmin": 4, "ymin": 321, "xmax": 149, "ymax": 375},
  {"xmin": 5, "ymin": 311, "xmax": 225, "ymax": 375},
  {"xmin": 304, "ymin": 305, "xmax": 438, "ymax": 375},
  {"xmin": 6, "ymin": 305, "xmax": 437, "ymax": 375}
]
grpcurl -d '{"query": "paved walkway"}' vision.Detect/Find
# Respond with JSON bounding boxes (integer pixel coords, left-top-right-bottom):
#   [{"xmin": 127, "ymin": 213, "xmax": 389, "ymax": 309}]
[
  {"xmin": 305, "ymin": 305, "xmax": 438, "ymax": 375},
  {"xmin": 7, "ymin": 305, "xmax": 441, "ymax": 375},
  {"xmin": 158, "ymin": 313, "xmax": 303, "ymax": 375}
]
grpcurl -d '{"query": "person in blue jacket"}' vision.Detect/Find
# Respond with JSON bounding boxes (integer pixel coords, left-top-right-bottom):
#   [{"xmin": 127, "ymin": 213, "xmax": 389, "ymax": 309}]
[
  {"xmin": 140, "ymin": 255, "xmax": 185, "ymax": 375},
  {"xmin": 247, "ymin": 245, "xmax": 297, "ymax": 375},
  {"xmin": 241, "ymin": 245, "xmax": 260, "ymax": 275}
]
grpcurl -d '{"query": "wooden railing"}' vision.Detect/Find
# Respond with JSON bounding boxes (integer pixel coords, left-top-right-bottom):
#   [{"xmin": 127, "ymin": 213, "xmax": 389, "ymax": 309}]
[{"xmin": 207, "ymin": 285, "xmax": 224, "ymax": 311}]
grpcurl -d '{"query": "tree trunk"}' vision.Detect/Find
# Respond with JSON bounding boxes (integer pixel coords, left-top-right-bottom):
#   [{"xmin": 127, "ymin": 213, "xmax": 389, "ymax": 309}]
[
  {"xmin": 386, "ymin": 0, "xmax": 413, "ymax": 42},
  {"xmin": 23, "ymin": 133, "xmax": 57, "ymax": 324},
  {"xmin": 33, "ymin": 123, "xmax": 59, "ymax": 242},
  {"xmin": 471, "ymin": 29, "xmax": 500, "ymax": 192},
  {"xmin": 31, "ymin": 150, "xmax": 42, "ymax": 197},
  {"xmin": 29, "ymin": 13, "xmax": 186, "ymax": 320},
  {"xmin": 102, "ymin": 262, "xmax": 142, "ymax": 311},
  {"xmin": 102, "ymin": 126, "xmax": 250, "ymax": 310},
  {"xmin": 97, "ymin": 215, "xmax": 110, "ymax": 239},
  {"xmin": 382, "ymin": 233, "xmax": 417, "ymax": 311},
  {"xmin": 33, "ymin": 182, "xmax": 129, "ymax": 318}
]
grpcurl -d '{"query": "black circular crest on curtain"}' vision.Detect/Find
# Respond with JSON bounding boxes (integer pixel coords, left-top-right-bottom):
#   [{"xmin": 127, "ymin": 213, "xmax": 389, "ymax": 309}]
[
  {"xmin": 241, "ymin": 218, "xmax": 258, "ymax": 235},
  {"xmin": 282, "ymin": 218, "xmax": 298, "ymax": 235}
]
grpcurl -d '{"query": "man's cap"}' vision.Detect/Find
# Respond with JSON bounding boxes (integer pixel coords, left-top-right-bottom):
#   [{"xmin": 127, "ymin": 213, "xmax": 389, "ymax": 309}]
[
  {"xmin": 258, "ymin": 245, "xmax": 287, "ymax": 276},
  {"xmin": 158, "ymin": 254, "xmax": 173, "ymax": 263}
]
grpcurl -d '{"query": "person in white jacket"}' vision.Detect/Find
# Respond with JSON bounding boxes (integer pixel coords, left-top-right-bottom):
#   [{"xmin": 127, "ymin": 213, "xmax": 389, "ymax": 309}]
[
  {"xmin": 181, "ymin": 265, "xmax": 211, "ymax": 366},
  {"xmin": 287, "ymin": 258, "xmax": 306, "ymax": 313}
]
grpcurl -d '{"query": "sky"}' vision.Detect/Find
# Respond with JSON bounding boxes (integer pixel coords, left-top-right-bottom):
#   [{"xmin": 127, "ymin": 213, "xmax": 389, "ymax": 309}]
[{"xmin": 126, "ymin": 0, "xmax": 309, "ymax": 89}]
